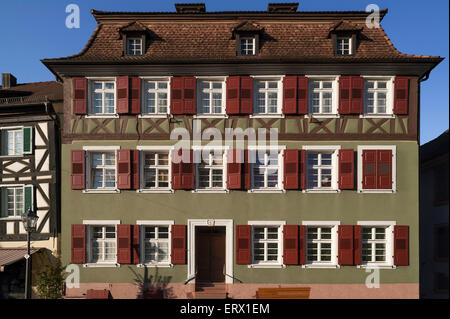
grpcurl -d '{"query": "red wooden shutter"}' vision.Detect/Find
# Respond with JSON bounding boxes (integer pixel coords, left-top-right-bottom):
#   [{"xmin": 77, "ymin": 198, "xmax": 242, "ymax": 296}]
[
  {"xmin": 362, "ymin": 150, "xmax": 377, "ymax": 189},
  {"xmin": 297, "ymin": 76, "xmax": 308, "ymax": 114},
  {"xmin": 116, "ymin": 76, "xmax": 130, "ymax": 114},
  {"xmin": 71, "ymin": 150, "xmax": 85, "ymax": 190},
  {"xmin": 132, "ymin": 150, "xmax": 140, "ymax": 190},
  {"xmin": 117, "ymin": 149, "xmax": 132, "ymax": 189},
  {"xmin": 338, "ymin": 149, "xmax": 354, "ymax": 189},
  {"xmin": 394, "ymin": 77, "xmax": 409, "ymax": 115},
  {"xmin": 71, "ymin": 224, "xmax": 86, "ymax": 264},
  {"xmin": 117, "ymin": 224, "xmax": 132, "ymax": 264},
  {"xmin": 240, "ymin": 76, "xmax": 253, "ymax": 114},
  {"xmin": 338, "ymin": 225, "xmax": 354, "ymax": 265},
  {"xmin": 171, "ymin": 149, "xmax": 182, "ymax": 190},
  {"xmin": 299, "ymin": 225, "xmax": 306, "ymax": 265},
  {"xmin": 236, "ymin": 225, "xmax": 251, "ymax": 264},
  {"xmin": 130, "ymin": 76, "xmax": 141, "ymax": 114},
  {"xmin": 171, "ymin": 225, "xmax": 186, "ymax": 264},
  {"xmin": 227, "ymin": 149, "xmax": 243, "ymax": 189},
  {"xmin": 180, "ymin": 149, "xmax": 194, "ymax": 189},
  {"xmin": 282, "ymin": 76, "xmax": 297, "ymax": 114},
  {"xmin": 72, "ymin": 77, "xmax": 87, "ymax": 115},
  {"xmin": 183, "ymin": 77, "xmax": 196, "ymax": 114},
  {"xmin": 132, "ymin": 225, "xmax": 140, "ymax": 264},
  {"xmin": 377, "ymin": 150, "xmax": 392, "ymax": 189},
  {"xmin": 353, "ymin": 225, "xmax": 362, "ymax": 265},
  {"xmin": 283, "ymin": 225, "xmax": 299, "ymax": 265},
  {"xmin": 350, "ymin": 76, "xmax": 364, "ymax": 114},
  {"xmin": 170, "ymin": 77, "xmax": 184, "ymax": 115},
  {"xmin": 226, "ymin": 76, "xmax": 240, "ymax": 115},
  {"xmin": 284, "ymin": 149, "xmax": 299, "ymax": 190},
  {"xmin": 339, "ymin": 76, "xmax": 351, "ymax": 114},
  {"xmin": 243, "ymin": 149, "xmax": 251, "ymax": 190},
  {"xmin": 394, "ymin": 225, "xmax": 409, "ymax": 266},
  {"xmin": 300, "ymin": 150, "xmax": 306, "ymax": 189}
]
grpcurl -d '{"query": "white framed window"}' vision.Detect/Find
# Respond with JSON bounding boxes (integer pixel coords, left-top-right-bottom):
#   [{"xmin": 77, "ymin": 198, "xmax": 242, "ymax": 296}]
[
  {"xmin": 248, "ymin": 221, "xmax": 285, "ymax": 268},
  {"xmin": 141, "ymin": 225, "xmax": 171, "ymax": 266},
  {"xmin": 142, "ymin": 79, "xmax": 170, "ymax": 116},
  {"xmin": 141, "ymin": 150, "xmax": 170, "ymax": 190},
  {"xmin": 302, "ymin": 221, "xmax": 339, "ymax": 268},
  {"xmin": 363, "ymin": 77, "xmax": 394, "ymax": 116},
  {"xmin": 358, "ymin": 221, "xmax": 395, "ymax": 268},
  {"xmin": 1, "ymin": 129, "xmax": 23, "ymax": 156},
  {"xmin": 89, "ymin": 80, "xmax": 116, "ymax": 115},
  {"xmin": 1, "ymin": 186, "xmax": 24, "ymax": 218},
  {"xmin": 336, "ymin": 37, "xmax": 351, "ymax": 55},
  {"xmin": 308, "ymin": 77, "xmax": 339, "ymax": 116},
  {"xmin": 126, "ymin": 37, "xmax": 143, "ymax": 55},
  {"xmin": 197, "ymin": 79, "xmax": 226, "ymax": 115},
  {"xmin": 249, "ymin": 148, "xmax": 284, "ymax": 192},
  {"xmin": 88, "ymin": 225, "xmax": 117, "ymax": 264},
  {"xmin": 86, "ymin": 151, "xmax": 117, "ymax": 191},
  {"xmin": 253, "ymin": 77, "xmax": 283, "ymax": 116},
  {"xmin": 194, "ymin": 148, "xmax": 226, "ymax": 192},
  {"xmin": 303, "ymin": 146, "xmax": 340, "ymax": 192},
  {"xmin": 240, "ymin": 37, "xmax": 255, "ymax": 55}
]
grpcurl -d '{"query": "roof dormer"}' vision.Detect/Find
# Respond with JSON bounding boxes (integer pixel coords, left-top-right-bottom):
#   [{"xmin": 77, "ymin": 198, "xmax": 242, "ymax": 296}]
[
  {"xmin": 233, "ymin": 21, "xmax": 264, "ymax": 56},
  {"xmin": 119, "ymin": 21, "xmax": 151, "ymax": 56},
  {"xmin": 328, "ymin": 20, "xmax": 363, "ymax": 56}
]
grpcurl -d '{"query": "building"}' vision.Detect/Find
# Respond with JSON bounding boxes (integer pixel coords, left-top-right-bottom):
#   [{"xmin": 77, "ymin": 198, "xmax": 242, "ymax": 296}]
[
  {"xmin": 0, "ymin": 73, "xmax": 63, "ymax": 298},
  {"xmin": 42, "ymin": 3, "xmax": 443, "ymax": 299},
  {"xmin": 419, "ymin": 130, "xmax": 449, "ymax": 298}
]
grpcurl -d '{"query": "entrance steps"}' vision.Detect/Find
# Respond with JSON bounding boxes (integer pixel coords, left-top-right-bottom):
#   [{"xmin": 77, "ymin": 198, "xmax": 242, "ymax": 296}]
[{"xmin": 191, "ymin": 283, "xmax": 227, "ymax": 299}]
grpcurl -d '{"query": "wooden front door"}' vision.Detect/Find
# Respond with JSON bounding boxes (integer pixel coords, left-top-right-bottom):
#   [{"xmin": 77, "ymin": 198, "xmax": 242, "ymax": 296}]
[{"xmin": 196, "ymin": 226, "xmax": 226, "ymax": 283}]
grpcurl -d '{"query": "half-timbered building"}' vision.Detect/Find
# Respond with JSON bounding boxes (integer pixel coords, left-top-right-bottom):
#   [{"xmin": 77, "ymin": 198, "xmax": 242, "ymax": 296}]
[{"xmin": 42, "ymin": 3, "xmax": 442, "ymax": 299}]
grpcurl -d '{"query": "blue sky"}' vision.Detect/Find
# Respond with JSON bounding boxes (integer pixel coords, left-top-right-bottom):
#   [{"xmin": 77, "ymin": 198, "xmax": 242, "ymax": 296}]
[{"xmin": 0, "ymin": 0, "xmax": 447, "ymax": 144}]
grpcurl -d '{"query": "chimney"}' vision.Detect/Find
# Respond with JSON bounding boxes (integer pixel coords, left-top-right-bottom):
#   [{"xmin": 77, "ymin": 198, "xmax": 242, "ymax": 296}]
[
  {"xmin": 267, "ymin": 3, "xmax": 299, "ymax": 13},
  {"xmin": 1, "ymin": 73, "xmax": 17, "ymax": 89},
  {"xmin": 175, "ymin": 3, "xmax": 206, "ymax": 13}
]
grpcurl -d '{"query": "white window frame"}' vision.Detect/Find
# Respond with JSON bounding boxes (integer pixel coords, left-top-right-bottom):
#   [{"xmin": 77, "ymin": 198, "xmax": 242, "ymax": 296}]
[
  {"xmin": 83, "ymin": 146, "xmax": 120, "ymax": 194},
  {"xmin": 86, "ymin": 78, "xmax": 117, "ymax": 118},
  {"xmin": 305, "ymin": 76, "xmax": 339, "ymax": 118},
  {"xmin": 136, "ymin": 220, "xmax": 174, "ymax": 268},
  {"xmin": 126, "ymin": 37, "xmax": 143, "ymax": 56},
  {"xmin": 138, "ymin": 148, "xmax": 172, "ymax": 193},
  {"xmin": 302, "ymin": 145, "xmax": 340, "ymax": 193},
  {"xmin": 83, "ymin": 221, "xmax": 120, "ymax": 268},
  {"xmin": 336, "ymin": 37, "xmax": 352, "ymax": 55},
  {"xmin": 250, "ymin": 76, "xmax": 284, "ymax": 118},
  {"xmin": 140, "ymin": 77, "xmax": 171, "ymax": 118},
  {"xmin": 361, "ymin": 76, "xmax": 395, "ymax": 118},
  {"xmin": 357, "ymin": 145, "xmax": 397, "ymax": 194},
  {"xmin": 1, "ymin": 128, "xmax": 24, "ymax": 156},
  {"xmin": 240, "ymin": 37, "xmax": 255, "ymax": 55},
  {"xmin": 357, "ymin": 221, "xmax": 396, "ymax": 269},
  {"xmin": 302, "ymin": 221, "xmax": 340, "ymax": 268},
  {"xmin": 0, "ymin": 184, "xmax": 25, "ymax": 220},
  {"xmin": 248, "ymin": 146, "xmax": 285, "ymax": 193},
  {"xmin": 248, "ymin": 221, "xmax": 286, "ymax": 268},
  {"xmin": 193, "ymin": 146, "xmax": 228, "ymax": 193},
  {"xmin": 195, "ymin": 77, "xmax": 227, "ymax": 118}
]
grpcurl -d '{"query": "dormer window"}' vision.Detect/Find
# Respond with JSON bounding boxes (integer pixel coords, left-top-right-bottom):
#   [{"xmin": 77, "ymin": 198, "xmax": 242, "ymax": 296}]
[
  {"xmin": 336, "ymin": 37, "xmax": 351, "ymax": 55},
  {"xmin": 127, "ymin": 37, "xmax": 143, "ymax": 55},
  {"xmin": 240, "ymin": 37, "xmax": 255, "ymax": 55}
]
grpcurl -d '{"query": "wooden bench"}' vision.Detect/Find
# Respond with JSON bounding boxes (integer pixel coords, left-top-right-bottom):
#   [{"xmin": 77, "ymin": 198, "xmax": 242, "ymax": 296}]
[
  {"xmin": 86, "ymin": 289, "xmax": 111, "ymax": 299},
  {"xmin": 256, "ymin": 287, "xmax": 311, "ymax": 299}
]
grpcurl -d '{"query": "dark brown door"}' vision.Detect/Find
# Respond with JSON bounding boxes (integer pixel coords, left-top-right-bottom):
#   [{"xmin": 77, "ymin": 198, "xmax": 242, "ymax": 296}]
[{"xmin": 196, "ymin": 226, "xmax": 225, "ymax": 283}]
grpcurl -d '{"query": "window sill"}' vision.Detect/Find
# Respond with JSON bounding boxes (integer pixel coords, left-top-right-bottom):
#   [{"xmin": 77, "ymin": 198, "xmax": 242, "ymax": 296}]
[
  {"xmin": 137, "ymin": 263, "xmax": 173, "ymax": 268},
  {"xmin": 82, "ymin": 189, "xmax": 121, "ymax": 194},
  {"xmin": 302, "ymin": 264, "xmax": 340, "ymax": 269},
  {"xmin": 137, "ymin": 189, "xmax": 174, "ymax": 194},
  {"xmin": 85, "ymin": 115, "xmax": 119, "ymax": 119},
  {"xmin": 305, "ymin": 114, "xmax": 340, "ymax": 119},
  {"xmin": 357, "ymin": 264, "xmax": 396, "ymax": 269},
  {"xmin": 359, "ymin": 114, "xmax": 395, "ymax": 119},
  {"xmin": 248, "ymin": 264, "xmax": 286, "ymax": 269},
  {"xmin": 192, "ymin": 189, "xmax": 229, "ymax": 194},
  {"xmin": 83, "ymin": 263, "xmax": 120, "ymax": 268},
  {"xmin": 0, "ymin": 154, "xmax": 24, "ymax": 158},
  {"xmin": 193, "ymin": 114, "xmax": 228, "ymax": 119},
  {"xmin": 248, "ymin": 189, "xmax": 285, "ymax": 194},
  {"xmin": 138, "ymin": 114, "xmax": 172, "ymax": 119},
  {"xmin": 302, "ymin": 189, "xmax": 340, "ymax": 194},
  {"xmin": 0, "ymin": 217, "xmax": 22, "ymax": 221},
  {"xmin": 249, "ymin": 114, "xmax": 285, "ymax": 119},
  {"xmin": 358, "ymin": 189, "xmax": 396, "ymax": 194}
]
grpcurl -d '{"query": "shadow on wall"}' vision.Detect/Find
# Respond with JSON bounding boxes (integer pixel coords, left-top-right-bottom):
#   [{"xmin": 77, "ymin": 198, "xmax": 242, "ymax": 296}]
[{"xmin": 128, "ymin": 266, "xmax": 174, "ymax": 299}]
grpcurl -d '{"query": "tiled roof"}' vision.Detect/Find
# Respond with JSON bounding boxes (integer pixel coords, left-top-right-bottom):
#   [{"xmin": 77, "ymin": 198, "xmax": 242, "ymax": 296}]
[
  {"xmin": 234, "ymin": 21, "xmax": 263, "ymax": 33},
  {"xmin": 329, "ymin": 20, "xmax": 363, "ymax": 32},
  {"xmin": 0, "ymin": 81, "xmax": 63, "ymax": 105},
  {"xmin": 0, "ymin": 248, "xmax": 41, "ymax": 270},
  {"xmin": 42, "ymin": 10, "xmax": 443, "ymax": 65},
  {"xmin": 119, "ymin": 21, "xmax": 150, "ymax": 33}
]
